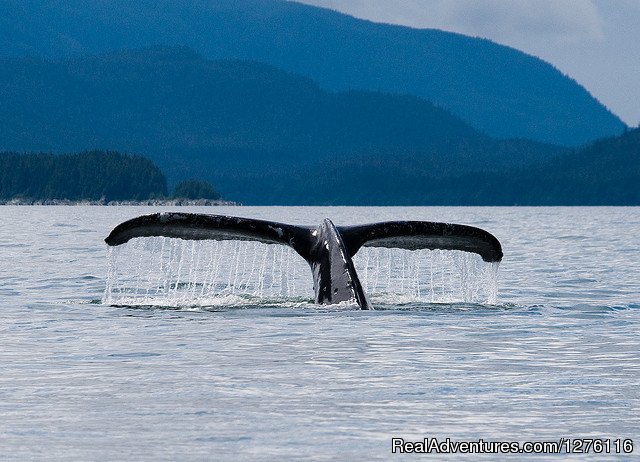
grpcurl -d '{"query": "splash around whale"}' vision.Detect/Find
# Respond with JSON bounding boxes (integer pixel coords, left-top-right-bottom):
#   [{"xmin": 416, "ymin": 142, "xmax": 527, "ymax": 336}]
[{"xmin": 105, "ymin": 213, "xmax": 503, "ymax": 310}]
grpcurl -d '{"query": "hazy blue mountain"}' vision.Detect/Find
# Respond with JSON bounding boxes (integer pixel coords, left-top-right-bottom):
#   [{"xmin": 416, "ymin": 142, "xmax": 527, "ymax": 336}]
[
  {"xmin": 412, "ymin": 127, "xmax": 640, "ymax": 206},
  {"xmin": 0, "ymin": 0, "xmax": 625, "ymax": 145},
  {"xmin": 277, "ymin": 127, "xmax": 640, "ymax": 205},
  {"xmin": 0, "ymin": 47, "xmax": 566, "ymax": 204},
  {"xmin": 529, "ymin": 126, "xmax": 640, "ymax": 204}
]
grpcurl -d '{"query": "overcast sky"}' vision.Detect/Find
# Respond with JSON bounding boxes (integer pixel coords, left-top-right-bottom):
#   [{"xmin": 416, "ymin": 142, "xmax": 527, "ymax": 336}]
[{"xmin": 292, "ymin": 0, "xmax": 640, "ymax": 126}]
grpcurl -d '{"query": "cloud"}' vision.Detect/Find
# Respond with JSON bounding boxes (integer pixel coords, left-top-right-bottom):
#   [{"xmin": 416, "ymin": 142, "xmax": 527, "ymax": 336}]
[{"xmin": 292, "ymin": 0, "xmax": 605, "ymax": 43}]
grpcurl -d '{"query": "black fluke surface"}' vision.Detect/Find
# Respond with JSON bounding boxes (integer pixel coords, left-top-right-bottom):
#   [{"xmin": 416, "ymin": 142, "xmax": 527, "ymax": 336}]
[{"xmin": 105, "ymin": 213, "xmax": 503, "ymax": 310}]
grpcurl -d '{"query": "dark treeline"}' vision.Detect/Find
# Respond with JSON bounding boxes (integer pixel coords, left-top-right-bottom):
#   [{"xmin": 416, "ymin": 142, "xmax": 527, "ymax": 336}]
[
  {"xmin": 0, "ymin": 150, "xmax": 167, "ymax": 201},
  {"xmin": 0, "ymin": 48, "xmax": 636, "ymax": 205},
  {"xmin": 0, "ymin": 47, "xmax": 572, "ymax": 204},
  {"xmin": 453, "ymin": 126, "xmax": 640, "ymax": 205},
  {"xmin": 244, "ymin": 126, "xmax": 640, "ymax": 205},
  {"xmin": 173, "ymin": 180, "xmax": 220, "ymax": 200}
]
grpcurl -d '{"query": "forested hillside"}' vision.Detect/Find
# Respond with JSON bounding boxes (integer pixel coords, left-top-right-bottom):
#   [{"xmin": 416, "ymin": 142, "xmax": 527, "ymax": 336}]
[
  {"xmin": 0, "ymin": 0, "xmax": 625, "ymax": 145},
  {"xmin": 0, "ymin": 47, "xmax": 566, "ymax": 204},
  {"xmin": 215, "ymin": 127, "xmax": 640, "ymax": 205},
  {"xmin": 0, "ymin": 151, "xmax": 167, "ymax": 201}
]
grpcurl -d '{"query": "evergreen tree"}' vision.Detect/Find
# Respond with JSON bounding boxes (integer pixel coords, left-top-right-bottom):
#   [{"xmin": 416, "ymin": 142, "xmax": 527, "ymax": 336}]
[
  {"xmin": 173, "ymin": 179, "xmax": 220, "ymax": 200},
  {"xmin": 0, "ymin": 150, "xmax": 168, "ymax": 201}
]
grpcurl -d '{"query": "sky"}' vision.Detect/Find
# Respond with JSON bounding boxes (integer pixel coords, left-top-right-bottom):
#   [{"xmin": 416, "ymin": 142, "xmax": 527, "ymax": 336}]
[{"xmin": 292, "ymin": 0, "xmax": 640, "ymax": 126}]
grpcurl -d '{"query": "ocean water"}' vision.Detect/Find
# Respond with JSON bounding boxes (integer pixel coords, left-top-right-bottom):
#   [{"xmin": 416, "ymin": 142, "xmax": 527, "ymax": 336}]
[{"xmin": 1, "ymin": 206, "xmax": 638, "ymax": 460}]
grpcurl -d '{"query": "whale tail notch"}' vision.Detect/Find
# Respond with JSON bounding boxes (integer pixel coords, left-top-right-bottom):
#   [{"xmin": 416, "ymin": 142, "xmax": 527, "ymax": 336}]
[{"xmin": 105, "ymin": 213, "xmax": 503, "ymax": 309}]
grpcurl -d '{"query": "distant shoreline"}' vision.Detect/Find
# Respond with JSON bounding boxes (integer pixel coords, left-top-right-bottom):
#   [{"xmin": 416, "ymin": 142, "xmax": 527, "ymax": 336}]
[{"xmin": 0, "ymin": 199, "xmax": 239, "ymax": 206}]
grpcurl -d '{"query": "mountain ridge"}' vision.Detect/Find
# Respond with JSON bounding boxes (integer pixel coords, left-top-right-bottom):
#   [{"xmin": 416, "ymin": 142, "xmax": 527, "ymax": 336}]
[
  {"xmin": 0, "ymin": 0, "xmax": 626, "ymax": 145},
  {"xmin": 0, "ymin": 47, "xmax": 568, "ymax": 204}
]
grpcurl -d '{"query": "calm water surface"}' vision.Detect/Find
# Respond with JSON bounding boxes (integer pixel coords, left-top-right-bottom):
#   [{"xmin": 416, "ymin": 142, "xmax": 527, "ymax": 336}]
[{"xmin": 1, "ymin": 206, "xmax": 639, "ymax": 460}]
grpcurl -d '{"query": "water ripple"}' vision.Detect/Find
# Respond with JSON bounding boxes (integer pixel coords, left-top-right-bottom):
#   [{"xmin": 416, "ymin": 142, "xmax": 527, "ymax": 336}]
[{"xmin": 0, "ymin": 206, "xmax": 638, "ymax": 461}]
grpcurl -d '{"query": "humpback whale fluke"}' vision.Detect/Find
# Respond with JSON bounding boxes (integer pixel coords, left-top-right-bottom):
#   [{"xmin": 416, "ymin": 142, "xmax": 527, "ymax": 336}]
[{"xmin": 105, "ymin": 213, "xmax": 503, "ymax": 310}]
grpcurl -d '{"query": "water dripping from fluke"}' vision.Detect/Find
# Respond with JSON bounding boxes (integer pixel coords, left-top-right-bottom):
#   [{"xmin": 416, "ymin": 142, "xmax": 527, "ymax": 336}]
[{"xmin": 103, "ymin": 214, "xmax": 502, "ymax": 310}]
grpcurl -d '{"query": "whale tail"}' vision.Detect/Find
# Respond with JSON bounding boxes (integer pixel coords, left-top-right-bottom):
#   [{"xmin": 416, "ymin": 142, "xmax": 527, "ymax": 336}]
[{"xmin": 105, "ymin": 213, "xmax": 503, "ymax": 309}]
